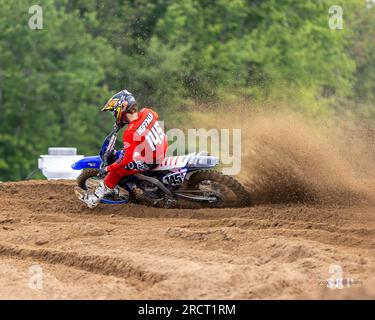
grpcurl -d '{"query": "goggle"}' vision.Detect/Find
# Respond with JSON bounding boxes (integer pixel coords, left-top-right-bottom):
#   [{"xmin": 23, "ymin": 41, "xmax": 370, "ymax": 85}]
[
  {"xmin": 102, "ymin": 98, "xmax": 120, "ymax": 112},
  {"xmin": 113, "ymin": 105, "xmax": 123, "ymax": 124}
]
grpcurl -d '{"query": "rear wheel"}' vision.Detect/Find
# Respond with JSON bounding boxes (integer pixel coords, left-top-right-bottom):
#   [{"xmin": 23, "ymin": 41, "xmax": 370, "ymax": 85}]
[
  {"xmin": 76, "ymin": 169, "xmax": 136, "ymax": 203},
  {"xmin": 187, "ymin": 170, "xmax": 251, "ymax": 207}
]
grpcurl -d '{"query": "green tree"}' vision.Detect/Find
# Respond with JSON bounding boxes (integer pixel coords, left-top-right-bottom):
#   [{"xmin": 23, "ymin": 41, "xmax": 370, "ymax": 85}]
[
  {"xmin": 350, "ymin": 2, "xmax": 375, "ymax": 103},
  {"xmin": 0, "ymin": 0, "xmax": 114, "ymax": 180}
]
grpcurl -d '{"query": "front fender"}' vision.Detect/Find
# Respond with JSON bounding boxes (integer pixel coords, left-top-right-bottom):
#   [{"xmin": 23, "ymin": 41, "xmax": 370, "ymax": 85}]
[{"xmin": 71, "ymin": 156, "xmax": 101, "ymax": 170}]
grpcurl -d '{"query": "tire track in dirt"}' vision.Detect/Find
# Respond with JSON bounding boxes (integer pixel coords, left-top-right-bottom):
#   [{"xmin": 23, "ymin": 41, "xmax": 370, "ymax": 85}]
[
  {"xmin": 0, "ymin": 242, "xmax": 166, "ymax": 287},
  {"xmin": 1, "ymin": 180, "xmax": 375, "ymax": 299},
  {"xmin": 169, "ymin": 217, "xmax": 375, "ymax": 248}
]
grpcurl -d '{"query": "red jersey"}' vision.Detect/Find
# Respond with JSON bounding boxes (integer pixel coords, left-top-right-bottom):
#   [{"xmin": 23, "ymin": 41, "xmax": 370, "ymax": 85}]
[{"xmin": 107, "ymin": 108, "xmax": 168, "ymax": 173}]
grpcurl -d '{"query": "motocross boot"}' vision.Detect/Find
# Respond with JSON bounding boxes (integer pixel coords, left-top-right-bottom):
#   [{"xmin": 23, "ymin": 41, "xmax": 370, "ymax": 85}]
[{"xmin": 75, "ymin": 180, "xmax": 117, "ymax": 208}]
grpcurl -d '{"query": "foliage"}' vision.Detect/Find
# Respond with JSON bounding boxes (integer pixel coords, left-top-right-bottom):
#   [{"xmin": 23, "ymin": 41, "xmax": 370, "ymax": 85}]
[{"xmin": 0, "ymin": 0, "xmax": 374, "ymax": 180}]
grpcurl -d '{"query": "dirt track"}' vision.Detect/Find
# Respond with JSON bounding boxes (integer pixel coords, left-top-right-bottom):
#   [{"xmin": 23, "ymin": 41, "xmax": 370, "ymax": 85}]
[{"xmin": 0, "ymin": 179, "xmax": 374, "ymax": 299}]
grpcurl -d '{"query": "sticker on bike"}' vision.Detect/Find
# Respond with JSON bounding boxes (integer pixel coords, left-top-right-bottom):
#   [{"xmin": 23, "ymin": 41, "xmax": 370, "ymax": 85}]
[{"xmin": 162, "ymin": 169, "xmax": 187, "ymax": 186}]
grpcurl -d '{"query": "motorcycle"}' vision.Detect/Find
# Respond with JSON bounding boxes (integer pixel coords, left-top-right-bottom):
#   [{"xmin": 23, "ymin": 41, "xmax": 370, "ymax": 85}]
[{"xmin": 72, "ymin": 126, "xmax": 250, "ymax": 208}]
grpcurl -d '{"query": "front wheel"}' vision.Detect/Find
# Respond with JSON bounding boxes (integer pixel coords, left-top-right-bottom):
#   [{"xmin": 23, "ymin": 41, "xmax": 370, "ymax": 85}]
[
  {"xmin": 76, "ymin": 169, "xmax": 136, "ymax": 204},
  {"xmin": 187, "ymin": 170, "xmax": 251, "ymax": 207}
]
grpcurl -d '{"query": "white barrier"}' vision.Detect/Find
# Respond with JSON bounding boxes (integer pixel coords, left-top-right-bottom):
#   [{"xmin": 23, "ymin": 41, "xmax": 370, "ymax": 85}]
[{"xmin": 38, "ymin": 148, "xmax": 84, "ymax": 180}]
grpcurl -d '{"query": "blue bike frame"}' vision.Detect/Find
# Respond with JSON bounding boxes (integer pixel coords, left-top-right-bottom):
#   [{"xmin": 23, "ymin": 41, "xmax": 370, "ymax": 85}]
[{"xmin": 71, "ymin": 136, "xmax": 128, "ymax": 204}]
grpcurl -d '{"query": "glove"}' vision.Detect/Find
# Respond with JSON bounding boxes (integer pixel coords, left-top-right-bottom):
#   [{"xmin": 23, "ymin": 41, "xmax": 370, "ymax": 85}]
[{"xmin": 98, "ymin": 166, "xmax": 108, "ymax": 177}]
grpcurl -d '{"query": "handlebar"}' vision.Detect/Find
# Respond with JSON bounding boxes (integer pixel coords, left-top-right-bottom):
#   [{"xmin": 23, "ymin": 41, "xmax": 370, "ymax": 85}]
[{"xmin": 100, "ymin": 123, "xmax": 120, "ymax": 168}]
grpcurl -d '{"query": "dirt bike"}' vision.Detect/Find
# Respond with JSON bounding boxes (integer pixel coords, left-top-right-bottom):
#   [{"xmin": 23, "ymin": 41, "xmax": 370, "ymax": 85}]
[{"xmin": 72, "ymin": 126, "xmax": 250, "ymax": 208}]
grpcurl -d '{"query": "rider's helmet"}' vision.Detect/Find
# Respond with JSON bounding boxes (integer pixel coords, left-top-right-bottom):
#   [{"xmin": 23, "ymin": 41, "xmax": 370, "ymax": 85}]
[{"xmin": 101, "ymin": 89, "xmax": 137, "ymax": 126}]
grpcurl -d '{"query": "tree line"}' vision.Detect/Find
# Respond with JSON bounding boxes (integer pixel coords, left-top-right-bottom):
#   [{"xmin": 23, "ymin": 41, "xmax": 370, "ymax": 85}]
[{"xmin": 0, "ymin": 0, "xmax": 374, "ymax": 180}]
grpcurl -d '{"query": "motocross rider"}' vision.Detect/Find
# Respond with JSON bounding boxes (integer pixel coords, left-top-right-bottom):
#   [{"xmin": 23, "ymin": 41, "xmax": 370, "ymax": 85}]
[{"xmin": 77, "ymin": 89, "xmax": 168, "ymax": 208}]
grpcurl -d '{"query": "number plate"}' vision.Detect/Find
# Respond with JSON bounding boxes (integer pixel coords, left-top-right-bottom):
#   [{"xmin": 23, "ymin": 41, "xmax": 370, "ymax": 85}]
[{"xmin": 162, "ymin": 169, "xmax": 187, "ymax": 186}]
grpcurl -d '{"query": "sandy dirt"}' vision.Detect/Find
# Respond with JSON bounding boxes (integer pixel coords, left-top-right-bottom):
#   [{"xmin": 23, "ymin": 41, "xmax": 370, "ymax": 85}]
[
  {"xmin": 1, "ymin": 113, "xmax": 374, "ymax": 299},
  {"xmin": 0, "ymin": 179, "xmax": 374, "ymax": 300}
]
